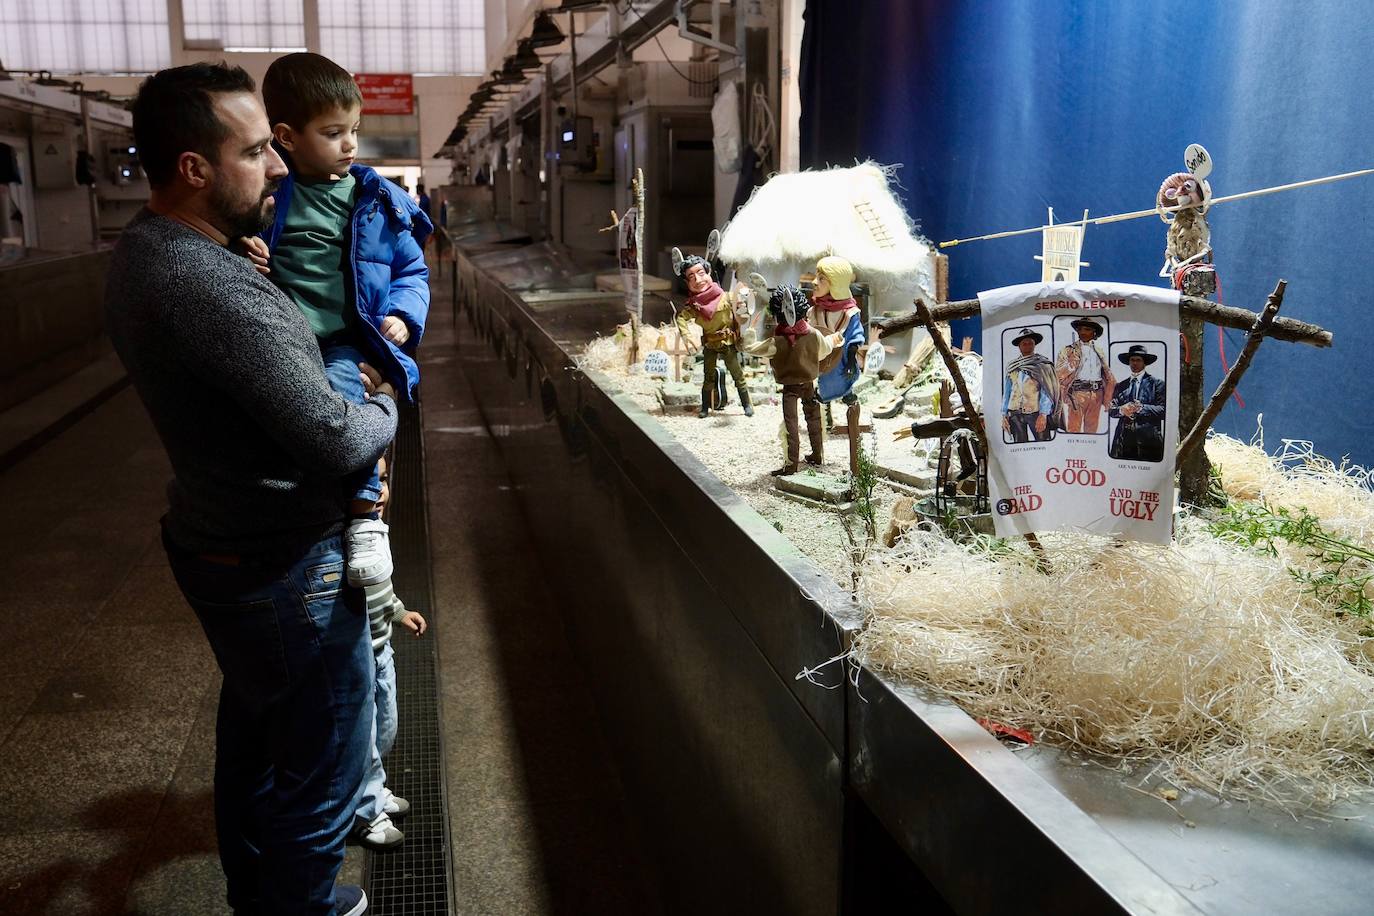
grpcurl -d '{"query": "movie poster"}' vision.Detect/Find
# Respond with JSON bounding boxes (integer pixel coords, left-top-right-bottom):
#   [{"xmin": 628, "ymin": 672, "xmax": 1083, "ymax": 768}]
[
  {"xmin": 980, "ymin": 281, "xmax": 1181, "ymax": 544},
  {"xmin": 617, "ymin": 206, "xmax": 641, "ymax": 321}
]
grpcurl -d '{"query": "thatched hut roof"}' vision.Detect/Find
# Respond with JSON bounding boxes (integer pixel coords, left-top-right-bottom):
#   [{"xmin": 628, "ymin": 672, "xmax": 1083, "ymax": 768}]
[{"xmin": 718, "ymin": 162, "xmax": 937, "ymax": 298}]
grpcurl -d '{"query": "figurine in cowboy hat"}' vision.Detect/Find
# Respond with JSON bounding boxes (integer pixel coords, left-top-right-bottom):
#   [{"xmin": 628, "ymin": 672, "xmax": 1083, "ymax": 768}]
[
  {"xmin": 1108, "ymin": 344, "xmax": 1166, "ymax": 462},
  {"xmin": 1055, "ymin": 316, "xmax": 1116, "ymax": 434},
  {"xmin": 1001, "ymin": 327, "xmax": 1061, "ymax": 443},
  {"xmin": 671, "ymin": 230, "xmax": 753, "ymax": 419}
]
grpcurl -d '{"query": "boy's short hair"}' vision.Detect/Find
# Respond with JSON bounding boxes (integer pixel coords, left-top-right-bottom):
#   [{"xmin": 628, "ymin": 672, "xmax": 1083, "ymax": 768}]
[
  {"xmin": 262, "ymin": 52, "xmax": 363, "ymax": 130},
  {"xmin": 131, "ymin": 62, "xmax": 256, "ymax": 188}
]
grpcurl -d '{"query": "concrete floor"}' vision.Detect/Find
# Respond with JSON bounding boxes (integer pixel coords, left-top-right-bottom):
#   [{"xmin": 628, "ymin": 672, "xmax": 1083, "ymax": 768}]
[{"xmin": 0, "ymin": 266, "xmax": 660, "ymax": 915}]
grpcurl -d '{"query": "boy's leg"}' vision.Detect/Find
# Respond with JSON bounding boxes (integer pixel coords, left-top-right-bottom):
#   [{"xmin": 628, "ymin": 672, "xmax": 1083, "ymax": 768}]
[
  {"xmin": 320, "ymin": 342, "xmax": 385, "ymax": 508},
  {"xmin": 320, "ymin": 340, "xmax": 394, "ymax": 587},
  {"xmin": 352, "ymin": 594, "xmax": 405, "ymax": 850},
  {"xmin": 353, "ymin": 642, "xmax": 396, "ymax": 826}
]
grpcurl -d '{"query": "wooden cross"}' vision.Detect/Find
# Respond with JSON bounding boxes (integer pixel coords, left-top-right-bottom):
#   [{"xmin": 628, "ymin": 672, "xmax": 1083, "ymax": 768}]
[
  {"xmin": 876, "ymin": 280, "xmax": 1332, "ymax": 506},
  {"xmin": 664, "ymin": 325, "xmax": 694, "ymax": 383}
]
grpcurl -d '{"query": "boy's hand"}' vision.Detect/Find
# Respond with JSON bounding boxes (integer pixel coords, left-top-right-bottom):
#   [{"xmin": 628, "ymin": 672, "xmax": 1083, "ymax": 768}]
[
  {"xmin": 238, "ymin": 236, "xmax": 271, "ymax": 275},
  {"xmin": 380, "ymin": 316, "xmax": 411, "ymax": 345},
  {"xmin": 398, "ymin": 610, "xmax": 427, "ymax": 636}
]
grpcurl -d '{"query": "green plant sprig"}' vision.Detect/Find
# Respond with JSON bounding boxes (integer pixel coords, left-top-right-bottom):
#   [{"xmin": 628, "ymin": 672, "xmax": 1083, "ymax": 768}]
[{"xmin": 1206, "ymin": 501, "xmax": 1374, "ymax": 620}]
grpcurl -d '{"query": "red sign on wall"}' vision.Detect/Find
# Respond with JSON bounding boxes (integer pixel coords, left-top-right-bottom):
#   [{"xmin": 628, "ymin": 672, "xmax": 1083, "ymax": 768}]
[{"xmin": 355, "ymin": 74, "xmax": 414, "ymax": 115}]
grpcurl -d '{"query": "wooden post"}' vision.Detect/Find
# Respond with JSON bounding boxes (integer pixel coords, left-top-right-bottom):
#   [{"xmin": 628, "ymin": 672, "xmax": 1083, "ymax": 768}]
[
  {"xmin": 1177, "ymin": 269, "xmax": 1218, "ymax": 506},
  {"xmin": 1177, "ymin": 312, "xmax": 1210, "ymax": 504}
]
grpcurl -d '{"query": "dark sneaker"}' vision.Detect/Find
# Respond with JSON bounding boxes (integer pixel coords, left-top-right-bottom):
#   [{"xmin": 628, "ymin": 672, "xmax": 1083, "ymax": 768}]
[
  {"xmin": 352, "ymin": 812, "xmax": 404, "ymax": 851},
  {"xmin": 336, "ymin": 884, "xmax": 367, "ymax": 916}
]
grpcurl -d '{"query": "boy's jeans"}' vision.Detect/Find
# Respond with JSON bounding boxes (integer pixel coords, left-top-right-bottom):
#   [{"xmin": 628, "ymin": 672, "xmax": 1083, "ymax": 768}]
[
  {"xmin": 320, "ymin": 338, "xmax": 385, "ymax": 504},
  {"xmin": 355, "ymin": 640, "xmax": 398, "ymax": 823},
  {"xmin": 165, "ymin": 527, "xmax": 374, "ymax": 916}
]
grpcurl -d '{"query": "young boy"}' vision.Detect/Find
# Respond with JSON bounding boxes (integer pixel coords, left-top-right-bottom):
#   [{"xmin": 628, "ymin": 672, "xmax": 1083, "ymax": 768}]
[{"xmin": 254, "ymin": 51, "xmax": 432, "ymax": 850}]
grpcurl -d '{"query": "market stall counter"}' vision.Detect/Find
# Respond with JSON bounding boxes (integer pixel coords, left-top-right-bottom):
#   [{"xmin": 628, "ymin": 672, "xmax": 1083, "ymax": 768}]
[{"xmin": 444, "ymin": 229, "xmax": 1372, "ymax": 916}]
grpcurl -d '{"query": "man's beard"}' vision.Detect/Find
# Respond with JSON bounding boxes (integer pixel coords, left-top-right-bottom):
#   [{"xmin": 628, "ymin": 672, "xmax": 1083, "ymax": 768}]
[{"xmin": 211, "ymin": 180, "xmax": 279, "ymax": 241}]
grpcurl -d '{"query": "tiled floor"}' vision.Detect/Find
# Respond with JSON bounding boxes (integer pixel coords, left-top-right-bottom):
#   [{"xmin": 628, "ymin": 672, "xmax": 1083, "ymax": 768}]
[{"xmin": 0, "ymin": 269, "xmax": 659, "ymax": 914}]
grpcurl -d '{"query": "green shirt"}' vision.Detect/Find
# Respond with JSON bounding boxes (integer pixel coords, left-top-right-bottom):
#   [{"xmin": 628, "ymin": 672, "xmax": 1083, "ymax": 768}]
[{"xmin": 272, "ymin": 174, "xmax": 357, "ymax": 337}]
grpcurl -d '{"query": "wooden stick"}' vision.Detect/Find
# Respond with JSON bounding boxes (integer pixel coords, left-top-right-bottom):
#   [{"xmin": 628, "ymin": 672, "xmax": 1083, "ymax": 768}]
[
  {"xmin": 914, "ymin": 299, "xmax": 987, "ymax": 452},
  {"xmin": 1175, "ymin": 280, "xmax": 1287, "ymax": 465},
  {"xmin": 874, "ymin": 293, "xmax": 1331, "ymax": 348},
  {"xmin": 1024, "ymin": 532, "xmax": 1051, "ymax": 573}
]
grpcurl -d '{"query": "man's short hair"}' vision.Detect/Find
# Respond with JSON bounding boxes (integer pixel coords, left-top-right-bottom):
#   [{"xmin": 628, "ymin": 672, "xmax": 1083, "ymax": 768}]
[
  {"xmin": 131, "ymin": 62, "xmax": 256, "ymax": 189},
  {"xmin": 262, "ymin": 52, "xmax": 363, "ymax": 130}
]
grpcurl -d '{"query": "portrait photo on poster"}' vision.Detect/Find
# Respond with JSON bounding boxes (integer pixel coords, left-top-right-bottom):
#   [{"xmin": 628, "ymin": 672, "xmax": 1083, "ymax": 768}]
[
  {"xmin": 1107, "ymin": 341, "xmax": 1167, "ymax": 463},
  {"xmin": 1052, "ymin": 314, "xmax": 1114, "ymax": 436},
  {"xmin": 1000, "ymin": 324, "xmax": 1059, "ymax": 445}
]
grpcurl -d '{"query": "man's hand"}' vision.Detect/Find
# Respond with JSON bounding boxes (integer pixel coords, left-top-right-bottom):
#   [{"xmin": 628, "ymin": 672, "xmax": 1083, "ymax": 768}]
[
  {"xmin": 1035, "ymin": 414, "xmax": 1047, "ymax": 434},
  {"xmin": 238, "ymin": 236, "xmax": 271, "ymax": 275},
  {"xmin": 380, "ymin": 316, "xmax": 410, "ymax": 345},
  {"xmin": 893, "ymin": 426, "xmax": 915, "ymax": 441},
  {"xmin": 1001, "ymin": 416, "xmax": 1011, "ymax": 433},
  {"xmin": 358, "ymin": 362, "xmax": 397, "ymax": 401}
]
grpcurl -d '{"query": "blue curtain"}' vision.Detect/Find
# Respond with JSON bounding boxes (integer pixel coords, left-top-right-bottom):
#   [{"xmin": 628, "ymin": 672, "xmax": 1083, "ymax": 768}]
[{"xmin": 801, "ymin": 0, "xmax": 1374, "ymax": 466}]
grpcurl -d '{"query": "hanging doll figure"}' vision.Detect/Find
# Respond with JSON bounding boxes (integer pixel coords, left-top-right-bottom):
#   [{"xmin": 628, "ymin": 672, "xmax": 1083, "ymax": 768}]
[
  {"xmin": 672, "ymin": 231, "xmax": 753, "ymax": 418},
  {"xmin": 744, "ymin": 282, "xmax": 836, "ymax": 476},
  {"xmin": 1157, "ymin": 145, "xmax": 1214, "ymax": 288},
  {"xmin": 810, "ymin": 256, "xmax": 867, "ymax": 473}
]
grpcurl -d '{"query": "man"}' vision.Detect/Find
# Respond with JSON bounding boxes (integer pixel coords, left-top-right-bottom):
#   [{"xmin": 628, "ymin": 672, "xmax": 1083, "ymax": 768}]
[
  {"xmin": 105, "ymin": 63, "xmax": 395, "ymax": 916},
  {"xmin": 1055, "ymin": 317, "xmax": 1115, "ymax": 433},
  {"xmin": 1108, "ymin": 344, "xmax": 1167, "ymax": 462},
  {"xmin": 1001, "ymin": 328, "xmax": 1059, "ymax": 442}
]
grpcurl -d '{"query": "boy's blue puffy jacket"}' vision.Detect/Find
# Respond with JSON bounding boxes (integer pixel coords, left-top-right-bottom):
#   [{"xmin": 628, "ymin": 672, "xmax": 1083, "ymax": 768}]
[{"xmin": 263, "ymin": 162, "xmax": 433, "ymax": 402}]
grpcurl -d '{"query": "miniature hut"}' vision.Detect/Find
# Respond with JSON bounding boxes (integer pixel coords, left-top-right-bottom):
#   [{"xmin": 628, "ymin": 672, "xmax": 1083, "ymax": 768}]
[{"xmin": 718, "ymin": 161, "xmax": 941, "ymax": 345}]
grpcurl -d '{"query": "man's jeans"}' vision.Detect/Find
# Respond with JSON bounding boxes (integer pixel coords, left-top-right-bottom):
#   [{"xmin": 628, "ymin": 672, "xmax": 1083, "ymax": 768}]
[
  {"xmin": 321, "ymin": 339, "xmax": 384, "ymax": 504},
  {"xmin": 355, "ymin": 641, "xmax": 398, "ymax": 823},
  {"xmin": 165, "ymin": 528, "xmax": 374, "ymax": 916}
]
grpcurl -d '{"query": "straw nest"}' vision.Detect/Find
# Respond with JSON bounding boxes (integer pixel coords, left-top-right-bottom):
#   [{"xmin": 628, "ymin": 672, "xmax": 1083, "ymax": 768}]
[{"xmin": 855, "ymin": 428, "xmax": 1374, "ymax": 810}]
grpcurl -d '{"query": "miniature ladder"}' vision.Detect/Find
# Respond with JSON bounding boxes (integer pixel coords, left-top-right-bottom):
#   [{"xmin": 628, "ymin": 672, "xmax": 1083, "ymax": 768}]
[{"xmin": 854, "ymin": 198, "xmax": 896, "ymax": 249}]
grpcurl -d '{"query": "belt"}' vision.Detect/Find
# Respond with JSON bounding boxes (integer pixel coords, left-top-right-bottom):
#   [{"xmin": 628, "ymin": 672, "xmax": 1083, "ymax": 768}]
[
  {"xmin": 195, "ymin": 552, "xmax": 243, "ymax": 566},
  {"xmin": 1070, "ymin": 381, "xmax": 1103, "ymax": 391}
]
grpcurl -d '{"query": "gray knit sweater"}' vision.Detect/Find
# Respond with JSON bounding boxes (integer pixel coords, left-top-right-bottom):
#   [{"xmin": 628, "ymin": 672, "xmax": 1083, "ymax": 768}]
[{"xmin": 106, "ymin": 209, "xmax": 398, "ymax": 554}]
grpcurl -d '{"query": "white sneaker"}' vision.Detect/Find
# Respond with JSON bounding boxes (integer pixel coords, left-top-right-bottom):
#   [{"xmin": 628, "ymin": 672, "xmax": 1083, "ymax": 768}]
[
  {"xmin": 345, "ymin": 518, "xmax": 393, "ymax": 587},
  {"xmin": 352, "ymin": 811, "xmax": 404, "ymax": 851},
  {"xmin": 383, "ymin": 789, "xmax": 410, "ymax": 819}
]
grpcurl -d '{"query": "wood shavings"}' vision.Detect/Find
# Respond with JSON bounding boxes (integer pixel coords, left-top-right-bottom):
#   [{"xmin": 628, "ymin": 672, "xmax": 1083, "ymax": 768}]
[
  {"xmin": 852, "ymin": 521, "xmax": 1374, "ymax": 810},
  {"xmin": 583, "ymin": 342, "xmax": 1374, "ymax": 812}
]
